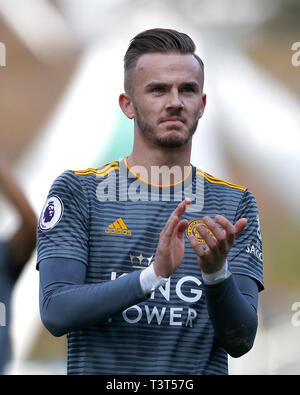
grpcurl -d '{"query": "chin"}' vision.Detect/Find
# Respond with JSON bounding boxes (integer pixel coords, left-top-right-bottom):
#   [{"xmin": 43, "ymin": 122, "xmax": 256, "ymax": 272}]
[
  {"xmin": 156, "ymin": 125, "xmax": 196, "ymax": 148},
  {"xmin": 155, "ymin": 134, "xmax": 190, "ymax": 148},
  {"xmin": 159, "ymin": 141, "xmax": 187, "ymax": 148}
]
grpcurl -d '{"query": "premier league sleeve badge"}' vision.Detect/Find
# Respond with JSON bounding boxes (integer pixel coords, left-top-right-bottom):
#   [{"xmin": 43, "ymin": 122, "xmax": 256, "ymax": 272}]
[{"xmin": 39, "ymin": 195, "xmax": 64, "ymax": 231}]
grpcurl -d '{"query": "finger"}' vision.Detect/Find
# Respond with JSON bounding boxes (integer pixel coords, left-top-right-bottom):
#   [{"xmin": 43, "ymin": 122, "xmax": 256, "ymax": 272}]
[
  {"xmin": 173, "ymin": 198, "xmax": 191, "ymax": 218},
  {"xmin": 163, "ymin": 202, "xmax": 183, "ymax": 235},
  {"xmin": 189, "ymin": 235, "xmax": 205, "ymax": 257},
  {"xmin": 163, "ymin": 199, "xmax": 190, "ymax": 237},
  {"xmin": 169, "ymin": 208, "xmax": 190, "ymax": 241},
  {"xmin": 234, "ymin": 218, "xmax": 248, "ymax": 235},
  {"xmin": 163, "ymin": 199, "xmax": 190, "ymax": 242},
  {"xmin": 215, "ymin": 215, "xmax": 236, "ymax": 246},
  {"xmin": 164, "ymin": 215, "xmax": 179, "ymax": 241},
  {"xmin": 177, "ymin": 219, "xmax": 189, "ymax": 233},
  {"xmin": 202, "ymin": 216, "xmax": 228, "ymax": 253},
  {"xmin": 196, "ymin": 225, "xmax": 219, "ymax": 256},
  {"xmin": 176, "ymin": 219, "xmax": 189, "ymax": 240}
]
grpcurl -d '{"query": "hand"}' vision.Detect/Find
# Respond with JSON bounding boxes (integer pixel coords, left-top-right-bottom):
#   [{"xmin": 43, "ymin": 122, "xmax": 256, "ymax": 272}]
[
  {"xmin": 188, "ymin": 215, "xmax": 247, "ymax": 274},
  {"xmin": 154, "ymin": 199, "xmax": 191, "ymax": 278}
]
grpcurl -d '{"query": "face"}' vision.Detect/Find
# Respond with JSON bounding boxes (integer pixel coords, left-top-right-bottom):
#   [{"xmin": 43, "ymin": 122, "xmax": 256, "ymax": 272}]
[{"xmin": 121, "ymin": 53, "xmax": 206, "ymax": 149}]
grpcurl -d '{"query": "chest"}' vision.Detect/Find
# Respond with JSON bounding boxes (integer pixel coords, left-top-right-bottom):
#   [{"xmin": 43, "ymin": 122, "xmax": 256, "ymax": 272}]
[{"xmin": 86, "ymin": 199, "xmax": 227, "ymax": 278}]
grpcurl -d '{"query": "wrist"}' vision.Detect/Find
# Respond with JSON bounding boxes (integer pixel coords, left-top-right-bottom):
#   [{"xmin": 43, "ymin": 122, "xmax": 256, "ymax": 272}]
[
  {"xmin": 153, "ymin": 261, "xmax": 170, "ymax": 279},
  {"xmin": 202, "ymin": 260, "xmax": 231, "ymax": 285},
  {"xmin": 140, "ymin": 263, "xmax": 169, "ymax": 295}
]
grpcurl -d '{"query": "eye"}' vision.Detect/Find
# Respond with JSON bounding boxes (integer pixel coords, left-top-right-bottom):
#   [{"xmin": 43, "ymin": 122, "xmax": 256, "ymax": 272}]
[
  {"xmin": 152, "ymin": 86, "xmax": 165, "ymax": 94},
  {"xmin": 182, "ymin": 85, "xmax": 195, "ymax": 93}
]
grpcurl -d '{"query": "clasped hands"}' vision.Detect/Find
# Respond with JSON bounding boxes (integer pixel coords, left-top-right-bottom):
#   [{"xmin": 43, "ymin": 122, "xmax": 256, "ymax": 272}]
[{"xmin": 154, "ymin": 198, "xmax": 247, "ymax": 278}]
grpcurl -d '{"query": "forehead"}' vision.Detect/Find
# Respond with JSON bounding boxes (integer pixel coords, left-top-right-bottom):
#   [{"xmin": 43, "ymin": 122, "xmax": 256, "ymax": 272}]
[{"xmin": 134, "ymin": 53, "xmax": 203, "ymax": 86}]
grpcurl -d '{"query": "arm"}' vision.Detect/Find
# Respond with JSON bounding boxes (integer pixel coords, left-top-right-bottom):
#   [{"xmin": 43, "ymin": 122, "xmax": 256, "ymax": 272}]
[
  {"xmin": 203, "ymin": 273, "xmax": 259, "ymax": 357},
  {"xmin": 39, "ymin": 199, "xmax": 191, "ymax": 336},
  {"xmin": 39, "ymin": 258, "xmax": 148, "ymax": 336},
  {"xmin": 188, "ymin": 199, "xmax": 262, "ymax": 357},
  {"xmin": 0, "ymin": 153, "xmax": 37, "ymax": 275},
  {"xmin": 145, "ymin": 199, "xmax": 259, "ymax": 357}
]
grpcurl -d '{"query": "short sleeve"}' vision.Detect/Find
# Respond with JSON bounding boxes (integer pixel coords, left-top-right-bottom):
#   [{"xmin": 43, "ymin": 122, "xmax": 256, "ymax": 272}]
[
  {"xmin": 37, "ymin": 171, "xmax": 89, "ymax": 269},
  {"xmin": 227, "ymin": 189, "xmax": 264, "ymax": 291}
]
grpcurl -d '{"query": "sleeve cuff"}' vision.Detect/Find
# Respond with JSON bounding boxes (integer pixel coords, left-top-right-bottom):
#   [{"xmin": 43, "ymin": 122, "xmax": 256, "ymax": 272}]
[
  {"xmin": 139, "ymin": 263, "xmax": 169, "ymax": 295},
  {"xmin": 202, "ymin": 260, "xmax": 232, "ymax": 285}
]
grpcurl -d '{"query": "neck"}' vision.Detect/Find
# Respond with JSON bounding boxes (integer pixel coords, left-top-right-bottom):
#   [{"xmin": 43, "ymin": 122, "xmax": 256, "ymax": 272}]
[{"xmin": 127, "ymin": 139, "xmax": 192, "ymax": 186}]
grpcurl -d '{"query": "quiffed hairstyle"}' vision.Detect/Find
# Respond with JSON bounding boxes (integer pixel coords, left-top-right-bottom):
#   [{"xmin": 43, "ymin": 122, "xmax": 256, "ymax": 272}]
[{"xmin": 124, "ymin": 28, "xmax": 204, "ymax": 94}]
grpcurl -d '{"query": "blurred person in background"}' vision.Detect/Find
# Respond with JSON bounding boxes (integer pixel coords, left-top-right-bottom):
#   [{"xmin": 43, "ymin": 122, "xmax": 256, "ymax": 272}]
[
  {"xmin": 0, "ymin": 152, "xmax": 37, "ymax": 374},
  {"xmin": 37, "ymin": 28, "xmax": 264, "ymax": 375}
]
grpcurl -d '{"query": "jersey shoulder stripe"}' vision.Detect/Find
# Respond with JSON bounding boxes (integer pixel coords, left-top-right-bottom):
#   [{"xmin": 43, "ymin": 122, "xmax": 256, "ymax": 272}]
[
  {"xmin": 72, "ymin": 161, "xmax": 120, "ymax": 176},
  {"xmin": 196, "ymin": 168, "xmax": 246, "ymax": 191}
]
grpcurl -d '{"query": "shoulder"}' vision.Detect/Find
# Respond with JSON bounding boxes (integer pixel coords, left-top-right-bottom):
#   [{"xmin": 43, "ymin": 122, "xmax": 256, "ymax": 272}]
[
  {"xmin": 71, "ymin": 160, "xmax": 120, "ymax": 178},
  {"xmin": 50, "ymin": 161, "xmax": 120, "ymax": 194},
  {"xmin": 195, "ymin": 168, "xmax": 251, "ymax": 217},
  {"xmin": 196, "ymin": 168, "xmax": 247, "ymax": 193}
]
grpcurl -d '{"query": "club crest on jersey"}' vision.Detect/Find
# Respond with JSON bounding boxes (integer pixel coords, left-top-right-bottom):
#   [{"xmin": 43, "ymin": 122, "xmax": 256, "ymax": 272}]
[
  {"xmin": 185, "ymin": 218, "xmax": 213, "ymax": 245},
  {"xmin": 39, "ymin": 195, "xmax": 64, "ymax": 231}
]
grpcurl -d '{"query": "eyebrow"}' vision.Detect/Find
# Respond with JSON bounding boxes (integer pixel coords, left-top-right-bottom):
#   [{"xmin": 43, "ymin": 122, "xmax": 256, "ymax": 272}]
[
  {"xmin": 180, "ymin": 81, "xmax": 201, "ymax": 90},
  {"xmin": 145, "ymin": 82, "xmax": 168, "ymax": 90},
  {"xmin": 145, "ymin": 81, "xmax": 201, "ymax": 90}
]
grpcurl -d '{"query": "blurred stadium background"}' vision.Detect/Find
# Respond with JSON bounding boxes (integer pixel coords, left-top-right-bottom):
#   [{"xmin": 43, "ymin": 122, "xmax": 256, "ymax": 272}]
[{"xmin": 0, "ymin": 0, "xmax": 300, "ymax": 375}]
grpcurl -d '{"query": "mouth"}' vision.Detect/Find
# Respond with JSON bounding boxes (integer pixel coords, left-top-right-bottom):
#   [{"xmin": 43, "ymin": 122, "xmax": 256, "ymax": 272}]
[{"xmin": 160, "ymin": 117, "xmax": 185, "ymax": 125}]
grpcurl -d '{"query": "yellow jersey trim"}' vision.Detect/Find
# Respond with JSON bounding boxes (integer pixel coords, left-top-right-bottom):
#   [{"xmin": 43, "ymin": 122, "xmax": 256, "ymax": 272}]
[
  {"xmin": 196, "ymin": 169, "xmax": 246, "ymax": 191},
  {"xmin": 124, "ymin": 157, "xmax": 192, "ymax": 187},
  {"xmin": 73, "ymin": 161, "xmax": 119, "ymax": 176}
]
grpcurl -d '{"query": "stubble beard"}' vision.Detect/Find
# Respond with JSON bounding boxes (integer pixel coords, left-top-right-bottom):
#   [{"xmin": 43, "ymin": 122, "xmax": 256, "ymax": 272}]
[{"xmin": 134, "ymin": 105, "xmax": 199, "ymax": 149}]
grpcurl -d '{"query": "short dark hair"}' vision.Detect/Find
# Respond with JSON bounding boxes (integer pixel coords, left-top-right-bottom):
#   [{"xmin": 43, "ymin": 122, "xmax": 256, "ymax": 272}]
[{"xmin": 124, "ymin": 28, "xmax": 204, "ymax": 94}]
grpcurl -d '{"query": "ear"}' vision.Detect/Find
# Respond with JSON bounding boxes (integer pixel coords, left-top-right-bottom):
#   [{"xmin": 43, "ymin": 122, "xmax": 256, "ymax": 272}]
[
  {"xmin": 198, "ymin": 93, "xmax": 207, "ymax": 119},
  {"xmin": 119, "ymin": 93, "xmax": 135, "ymax": 119}
]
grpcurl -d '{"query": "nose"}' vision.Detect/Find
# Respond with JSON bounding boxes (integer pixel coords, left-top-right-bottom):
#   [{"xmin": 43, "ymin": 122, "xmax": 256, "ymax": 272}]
[{"xmin": 166, "ymin": 89, "xmax": 183, "ymax": 110}]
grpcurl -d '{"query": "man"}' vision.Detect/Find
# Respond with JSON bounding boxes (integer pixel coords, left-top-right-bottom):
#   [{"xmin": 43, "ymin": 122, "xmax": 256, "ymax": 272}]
[
  {"xmin": 0, "ymin": 153, "xmax": 37, "ymax": 374},
  {"xmin": 37, "ymin": 28, "xmax": 263, "ymax": 375}
]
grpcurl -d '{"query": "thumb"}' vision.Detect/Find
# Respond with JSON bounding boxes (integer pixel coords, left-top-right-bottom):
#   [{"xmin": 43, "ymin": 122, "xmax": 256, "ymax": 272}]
[{"xmin": 177, "ymin": 219, "xmax": 189, "ymax": 239}]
